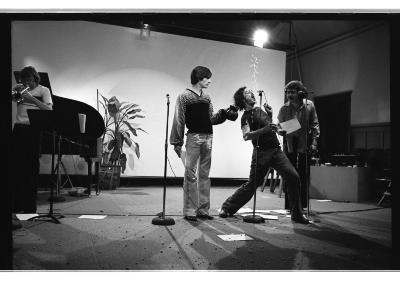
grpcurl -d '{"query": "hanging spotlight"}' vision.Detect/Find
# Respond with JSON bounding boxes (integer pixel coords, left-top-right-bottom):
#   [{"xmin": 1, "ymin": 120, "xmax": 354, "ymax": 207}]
[
  {"xmin": 253, "ymin": 29, "xmax": 269, "ymax": 48},
  {"xmin": 140, "ymin": 23, "xmax": 151, "ymax": 40}
]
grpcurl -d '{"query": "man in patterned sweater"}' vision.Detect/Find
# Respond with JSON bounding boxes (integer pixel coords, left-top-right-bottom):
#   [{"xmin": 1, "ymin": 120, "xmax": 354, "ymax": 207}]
[{"xmin": 170, "ymin": 66, "xmax": 236, "ymax": 221}]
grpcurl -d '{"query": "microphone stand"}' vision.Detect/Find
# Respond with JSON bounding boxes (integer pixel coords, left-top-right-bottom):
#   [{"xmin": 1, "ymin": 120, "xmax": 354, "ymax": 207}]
[
  {"xmin": 304, "ymin": 94, "xmax": 310, "ymax": 217},
  {"xmin": 152, "ymin": 94, "xmax": 175, "ymax": 226},
  {"xmin": 303, "ymin": 93, "xmax": 317, "ymax": 222},
  {"xmin": 243, "ymin": 91, "xmax": 265, "ymax": 224}
]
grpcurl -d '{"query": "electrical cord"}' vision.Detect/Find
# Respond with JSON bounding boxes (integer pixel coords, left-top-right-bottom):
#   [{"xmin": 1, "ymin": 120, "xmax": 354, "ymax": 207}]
[{"xmin": 167, "ymin": 156, "xmax": 177, "ymax": 178}]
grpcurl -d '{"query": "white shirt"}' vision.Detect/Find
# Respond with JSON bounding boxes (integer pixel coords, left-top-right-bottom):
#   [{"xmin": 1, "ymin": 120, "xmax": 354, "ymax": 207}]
[{"xmin": 15, "ymin": 84, "xmax": 53, "ymax": 125}]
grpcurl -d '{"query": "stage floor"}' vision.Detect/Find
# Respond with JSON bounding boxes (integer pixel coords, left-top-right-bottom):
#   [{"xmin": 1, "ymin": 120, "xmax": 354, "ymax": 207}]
[{"xmin": 12, "ymin": 186, "xmax": 392, "ymax": 270}]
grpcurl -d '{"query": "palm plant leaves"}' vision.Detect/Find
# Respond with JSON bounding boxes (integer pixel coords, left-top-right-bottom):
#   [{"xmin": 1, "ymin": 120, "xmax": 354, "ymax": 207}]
[
  {"xmin": 133, "ymin": 142, "xmax": 140, "ymax": 159},
  {"xmin": 100, "ymin": 93, "xmax": 146, "ymax": 168}
]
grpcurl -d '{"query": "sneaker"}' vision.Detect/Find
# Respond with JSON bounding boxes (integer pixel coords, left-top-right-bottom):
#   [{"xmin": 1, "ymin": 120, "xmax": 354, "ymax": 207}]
[
  {"xmin": 291, "ymin": 216, "xmax": 311, "ymax": 224},
  {"xmin": 196, "ymin": 214, "xmax": 214, "ymax": 220},
  {"xmin": 184, "ymin": 215, "xmax": 197, "ymax": 221},
  {"xmin": 219, "ymin": 209, "xmax": 230, "ymax": 218}
]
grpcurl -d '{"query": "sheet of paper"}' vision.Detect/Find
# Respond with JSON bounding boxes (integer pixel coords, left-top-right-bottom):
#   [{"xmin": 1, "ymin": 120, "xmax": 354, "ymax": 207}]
[
  {"xmin": 217, "ymin": 234, "xmax": 253, "ymax": 241},
  {"xmin": 279, "ymin": 118, "xmax": 301, "ymax": 134},
  {"xmin": 16, "ymin": 214, "xmax": 38, "ymax": 220},
  {"xmin": 255, "ymin": 209, "xmax": 289, "ymax": 215},
  {"xmin": 78, "ymin": 215, "xmax": 107, "ymax": 220},
  {"xmin": 316, "ymin": 199, "xmax": 332, "ymax": 202},
  {"xmin": 240, "ymin": 213, "xmax": 279, "ymax": 220}
]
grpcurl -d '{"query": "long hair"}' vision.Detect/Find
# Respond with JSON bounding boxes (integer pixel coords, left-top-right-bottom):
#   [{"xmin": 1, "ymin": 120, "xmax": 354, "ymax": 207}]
[
  {"xmin": 233, "ymin": 86, "xmax": 247, "ymax": 111},
  {"xmin": 20, "ymin": 66, "xmax": 40, "ymax": 84},
  {"xmin": 284, "ymin": 80, "xmax": 306, "ymax": 93},
  {"xmin": 190, "ymin": 66, "xmax": 212, "ymax": 85}
]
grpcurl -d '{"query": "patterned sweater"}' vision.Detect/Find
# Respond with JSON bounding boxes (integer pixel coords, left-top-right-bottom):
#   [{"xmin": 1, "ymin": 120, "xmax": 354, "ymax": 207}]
[{"xmin": 170, "ymin": 88, "xmax": 225, "ymax": 146}]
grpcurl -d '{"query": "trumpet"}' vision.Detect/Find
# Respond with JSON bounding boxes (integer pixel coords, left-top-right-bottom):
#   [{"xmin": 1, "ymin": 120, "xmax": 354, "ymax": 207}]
[{"xmin": 12, "ymin": 85, "xmax": 29, "ymax": 104}]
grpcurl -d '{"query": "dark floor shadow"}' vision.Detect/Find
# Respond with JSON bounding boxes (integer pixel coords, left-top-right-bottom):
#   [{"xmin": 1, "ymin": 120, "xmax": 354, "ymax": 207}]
[
  {"xmin": 13, "ymin": 221, "xmax": 182, "ymax": 270},
  {"xmin": 292, "ymin": 215, "xmax": 393, "ymax": 269},
  {"xmin": 181, "ymin": 215, "xmax": 394, "ymax": 270}
]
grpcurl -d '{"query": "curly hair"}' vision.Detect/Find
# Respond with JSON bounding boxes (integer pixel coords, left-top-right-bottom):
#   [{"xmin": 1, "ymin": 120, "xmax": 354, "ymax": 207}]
[
  {"xmin": 233, "ymin": 86, "xmax": 247, "ymax": 111},
  {"xmin": 20, "ymin": 66, "xmax": 41, "ymax": 84},
  {"xmin": 284, "ymin": 80, "xmax": 306, "ymax": 93},
  {"xmin": 190, "ymin": 66, "xmax": 212, "ymax": 85}
]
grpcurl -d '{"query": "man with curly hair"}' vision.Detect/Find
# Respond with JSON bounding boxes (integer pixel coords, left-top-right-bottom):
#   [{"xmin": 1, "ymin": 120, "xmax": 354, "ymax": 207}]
[
  {"xmin": 278, "ymin": 80, "xmax": 320, "ymax": 209},
  {"xmin": 219, "ymin": 87, "xmax": 310, "ymax": 224}
]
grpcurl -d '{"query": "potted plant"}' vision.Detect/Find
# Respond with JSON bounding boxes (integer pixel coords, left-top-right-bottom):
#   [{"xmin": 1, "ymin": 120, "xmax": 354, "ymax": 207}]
[{"xmin": 98, "ymin": 93, "xmax": 146, "ymax": 190}]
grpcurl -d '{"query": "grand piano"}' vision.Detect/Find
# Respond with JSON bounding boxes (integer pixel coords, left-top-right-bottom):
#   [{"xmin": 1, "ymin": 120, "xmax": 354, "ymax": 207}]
[{"xmin": 14, "ymin": 71, "xmax": 105, "ymax": 195}]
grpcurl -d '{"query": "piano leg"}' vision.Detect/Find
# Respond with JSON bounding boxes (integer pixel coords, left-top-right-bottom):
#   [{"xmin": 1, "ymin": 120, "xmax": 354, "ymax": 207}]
[
  {"xmin": 95, "ymin": 161, "xmax": 100, "ymax": 195},
  {"xmin": 84, "ymin": 158, "xmax": 92, "ymax": 196},
  {"xmin": 83, "ymin": 157, "xmax": 101, "ymax": 196}
]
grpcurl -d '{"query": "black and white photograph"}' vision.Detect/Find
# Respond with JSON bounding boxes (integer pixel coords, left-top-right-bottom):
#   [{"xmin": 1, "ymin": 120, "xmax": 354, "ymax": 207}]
[{"xmin": 0, "ymin": 2, "xmax": 397, "ymax": 280}]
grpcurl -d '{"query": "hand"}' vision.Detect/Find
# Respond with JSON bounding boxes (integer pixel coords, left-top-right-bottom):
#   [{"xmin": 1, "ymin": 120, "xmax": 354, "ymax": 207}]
[
  {"xmin": 12, "ymin": 83, "xmax": 24, "ymax": 92},
  {"xmin": 277, "ymin": 129, "xmax": 286, "ymax": 136},
  {"xmin": 269, "ymin": 123, "xmax": 279, "ymax": 132},
  {"xmin": 243, "ymin": 132, "xmax": 252, "ymax": 141},
  {"xmin": 225, "ymin": 105, "xmax": 238, "ymax": 121},
  {"xmin": 21, "ymin": 91, "xmax": 35, "ymax": 104},
  {"xmin": 174, "ymin": 145, "xmax": 182, "ymax": 158},
  {"xmin": 263, "ymin": 103, "xmax": 272, "ymax": 112}
]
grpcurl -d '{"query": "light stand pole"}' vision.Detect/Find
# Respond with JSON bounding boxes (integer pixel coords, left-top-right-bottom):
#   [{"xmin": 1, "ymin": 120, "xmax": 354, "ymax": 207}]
[
  {"xmin": 243, "ymin": 91, "xmax": 265, "ymax": 224},
  {"xmin": 152, "ymin": 94, "xmax": 175, "ymax": 226}
]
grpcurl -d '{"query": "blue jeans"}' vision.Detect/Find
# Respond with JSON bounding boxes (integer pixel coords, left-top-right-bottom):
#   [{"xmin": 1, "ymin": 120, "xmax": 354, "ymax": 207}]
[
  {"xmin": 183, "ymin": 133, "xmax": 213, "ymax": 216},
  {"xmin": 221, "ymin": 147, "xmax": 304, "ymax": 220}
]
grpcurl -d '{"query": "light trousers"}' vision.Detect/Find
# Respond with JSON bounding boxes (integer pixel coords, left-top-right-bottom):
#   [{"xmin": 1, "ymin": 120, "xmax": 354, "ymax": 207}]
[{"xmin": 183, "ymin": 133, "xmax": 213, "ymax": 216}]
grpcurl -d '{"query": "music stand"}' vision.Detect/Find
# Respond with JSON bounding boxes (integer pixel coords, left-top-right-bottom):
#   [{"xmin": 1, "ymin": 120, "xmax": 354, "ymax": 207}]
[{"xmin": 27, "ymin": 110, "xmax": 83, "ymax": 223}]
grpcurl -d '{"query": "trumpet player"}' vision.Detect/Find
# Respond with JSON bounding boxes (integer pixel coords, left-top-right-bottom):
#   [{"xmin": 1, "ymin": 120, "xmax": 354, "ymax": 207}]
[{"xmin": 11, "ymin": 66, "xmax": 53, "ymax": 228}]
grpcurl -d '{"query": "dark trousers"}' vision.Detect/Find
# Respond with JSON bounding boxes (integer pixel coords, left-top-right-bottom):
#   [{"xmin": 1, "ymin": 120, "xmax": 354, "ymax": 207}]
[
  {"xmin": 287, "ymin": 152, "xmax": 310, "ymax": 209},
  {"xmin": 11, "ymin": 124, "xmax": 40, "ymax": 213},
  {"xmin": 221, "ymin": 148, "xmax": 304, "ymax": 220}
]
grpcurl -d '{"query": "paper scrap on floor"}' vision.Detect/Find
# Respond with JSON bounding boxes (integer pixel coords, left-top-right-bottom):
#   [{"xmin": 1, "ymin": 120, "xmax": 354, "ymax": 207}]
[
  {"xmin": 78, "ymin": 215, "xmax": 107, "ymax": 220},
  {"xmin": 236, "ymin": 207, "xmax": 253, "ymax": 213},
  {"xmin": 240, "ymin": 213, "xmax": 278, "ymax": 220},
  {"xmin": 316, "ymin": 200, "xmax": 332, "ymax": 202},
  {"xmin": 16, "ymin": 214, "xmax": 39, "ymax": 220},
  {"xmin": 218, "ymin": 234, "xmax": 253, "ymax": 241},
  {"xmin": 255, "ymin": 209, "xmax": 289, "ymax": 215}
]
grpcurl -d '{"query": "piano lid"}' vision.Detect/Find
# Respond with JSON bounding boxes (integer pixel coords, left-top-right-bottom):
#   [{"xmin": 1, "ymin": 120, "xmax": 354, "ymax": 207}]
[{"xmin": 14, "ymin": 71, "xmax": 105, "ymax": 138}]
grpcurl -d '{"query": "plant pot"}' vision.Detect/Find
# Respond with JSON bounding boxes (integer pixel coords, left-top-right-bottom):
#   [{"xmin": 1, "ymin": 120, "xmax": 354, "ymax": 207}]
[{"xmin": 99, "ymin": 164, "xmax": 121, "ymax": 190}]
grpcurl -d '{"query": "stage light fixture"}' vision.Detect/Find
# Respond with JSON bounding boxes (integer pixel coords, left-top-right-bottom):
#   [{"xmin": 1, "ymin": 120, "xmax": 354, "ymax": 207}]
[{"xmin": 253, "ymin": 29, "xmax": 269, "ymax": 48}]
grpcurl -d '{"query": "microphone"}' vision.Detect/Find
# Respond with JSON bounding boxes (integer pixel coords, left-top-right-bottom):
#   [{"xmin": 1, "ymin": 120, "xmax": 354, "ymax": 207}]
[{"xmin": 166, "ymin": 94, "xmax": 170, "ymax": 104}]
